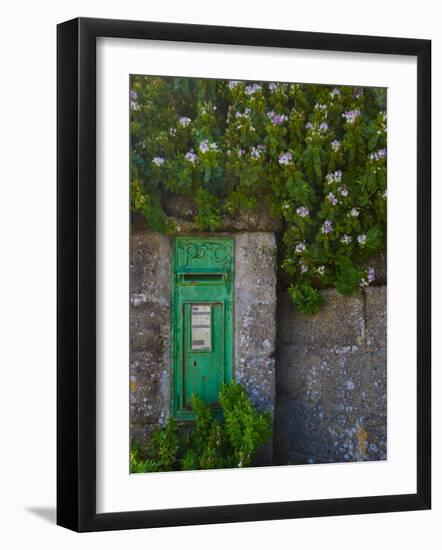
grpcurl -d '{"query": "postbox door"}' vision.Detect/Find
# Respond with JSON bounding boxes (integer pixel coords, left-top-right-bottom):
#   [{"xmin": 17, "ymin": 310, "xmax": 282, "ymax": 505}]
[
  {"xmin": 172, "ymin": 237, "xmax": 234, "ymax": 420},
  {"xmin": 183, "ymin": 302, "xmax": 224, "ymax": 407}
]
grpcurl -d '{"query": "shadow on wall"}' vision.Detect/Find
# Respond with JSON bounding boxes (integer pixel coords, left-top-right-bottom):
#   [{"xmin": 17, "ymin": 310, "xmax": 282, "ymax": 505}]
[{"xmin": 25, "ymin": 507, "xmax": 56, "ymax": 524}]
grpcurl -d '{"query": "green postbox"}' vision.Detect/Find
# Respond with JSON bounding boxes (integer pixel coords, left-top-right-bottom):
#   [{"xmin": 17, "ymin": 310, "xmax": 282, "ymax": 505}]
[{"xmin": 172, "ymin": 237, "xmax": 234, "ymax": 420}]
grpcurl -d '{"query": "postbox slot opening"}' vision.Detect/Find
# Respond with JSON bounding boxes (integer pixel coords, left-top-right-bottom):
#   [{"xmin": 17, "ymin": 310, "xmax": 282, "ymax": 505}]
[{"xmin": 180, "ymin": 273, "xmax": 225, "ymax": 283}]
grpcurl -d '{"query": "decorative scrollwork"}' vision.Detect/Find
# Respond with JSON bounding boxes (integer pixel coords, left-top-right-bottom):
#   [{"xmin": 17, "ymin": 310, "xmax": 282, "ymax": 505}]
[{"xmin": 176, "ymin": 239, "xmax": 233, "ymax": 270}]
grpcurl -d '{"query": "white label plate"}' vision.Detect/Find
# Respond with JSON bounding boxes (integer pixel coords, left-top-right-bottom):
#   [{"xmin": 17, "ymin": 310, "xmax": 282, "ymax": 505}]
[{"xmin": 191, "ymin": 304, "xmax": 212, "ymax": 351}]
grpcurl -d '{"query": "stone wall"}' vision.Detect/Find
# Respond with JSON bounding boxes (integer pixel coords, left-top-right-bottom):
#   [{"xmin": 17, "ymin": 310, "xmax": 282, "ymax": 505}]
[
  {"xmin": 130, "ymin": 221, "xmax": 387, "ymax": 466},
  {"xmin": 235, "ymin": 233, "xmax": 277, "ymax": 465},
  {"xmin": 130, "ymin": 229, "xmax": 277, "ymax": 459},
  {"xmin": 234, "ymin": 233, "xmax": 276, "ymax": 413},
  {"xmin": 274, "ymin": 286, "xmax": 387, "ymax": 464},
  {"xmin": 130, "ymin": 231, "xmax": 171, "ymax": 449}
]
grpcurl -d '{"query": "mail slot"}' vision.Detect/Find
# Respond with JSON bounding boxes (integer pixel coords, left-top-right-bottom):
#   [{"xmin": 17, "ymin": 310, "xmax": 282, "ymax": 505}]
[
  {"xmin": 179, "ymin": 273, "xmax": 225, "ymax": 284},
  {"xmin": 172, "ymin": 237, "xmax": 234, "ymax": 420}
]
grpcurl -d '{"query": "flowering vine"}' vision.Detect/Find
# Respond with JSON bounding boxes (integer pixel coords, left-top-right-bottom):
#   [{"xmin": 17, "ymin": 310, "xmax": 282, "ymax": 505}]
[{"xmin": 130, "ymin": 76, "xmax": 386, "ymax": 314}]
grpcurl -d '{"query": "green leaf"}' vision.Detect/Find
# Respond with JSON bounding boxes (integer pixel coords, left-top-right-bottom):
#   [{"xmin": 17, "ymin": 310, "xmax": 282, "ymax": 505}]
[
  {"xmin": 288, "ymin": 281, "xmax": 324, "ymax": 315},
  {"xmin": 334, "ymin": 255, "xmax": 360, "ymax": 296}
]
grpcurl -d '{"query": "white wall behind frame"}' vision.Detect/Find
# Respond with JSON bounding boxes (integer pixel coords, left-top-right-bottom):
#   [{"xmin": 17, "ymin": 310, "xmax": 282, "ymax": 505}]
[{"xmin": 0, "ymin": 1, "xmax": 439, "ymax": 549}]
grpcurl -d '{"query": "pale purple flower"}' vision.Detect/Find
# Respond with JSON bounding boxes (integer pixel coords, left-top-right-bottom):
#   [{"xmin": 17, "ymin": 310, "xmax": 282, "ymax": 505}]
[
  {"xmin": 338, "ymin": 186, "xmax": 349, "ymax": 197},
  {"xmin": 367, "ymin": 267, "xmax": 375, "ymax": 283},
  {"xmin": 325, "ymin": 170, "xmax": 342, "ymax": 185},
  {"xmin": 185, "ymin": 151, "xmax": 198, "ymax": 164},
  {"xmin": 199, "ymin": 140, "xmax": 218, "ymax": 153},
  {"xmin": 322, "ymin": 220, "xmax": 333, "ymax": 234},
  {"xmin": 331, "ymin": 87, "xmax": 340, "ymax": 97},
  {"xmin": 267, "ymin": 111, "xmax": 287, "ymax": 125},
  {"xmin": 349, "ymin": 207, "xmax": 359, "ymax": 217},
  {"xmin": 278, "ymin": 152, "xmax": 293, "ymax": 165},
  {"xmin": 342, "ymin": 109, "xmax": 360, "ymax": 124},
  {"xmin": 319, "ymin": 122, "xmax": 329, "ymax": 133},
  {"xmin": 341, "ymin": 234, "xmax": 352, "ymax": 244},
  {"xmin": 272, "ymin": 113, "xmax": 284, "ymax": 124},
  {"xmin": 295, "ymin": 242, "xmax": 306, "ymax": 254},
  {"xmin": 296, "ymin": 206, "xmax": 310, "ymax": 218},
  {"xmin": 130, "ymin": 90, "xmax": 138, "ymax": 100},
  {"xmin": 357, "ymin": 234, "xmax": 367, "ymax": 245},
  {"xmin": 199, "ymin": 140, "xmax": 209, "ymax": 153},
  {"xmin": 245, "ymin": 83, "xmax": 262, "ymax": 95},
  {"xmin": 152, "ymin": 156, "xmax": 164, "ymax": 167},
  {"xmin": 238, "ymin": 148, "xmax": 246, "ymax": 157},
  {"xmin": 228, "ymin": 80, "xmax": 241, "ymax": 89},
  {"xmin": 250, "ymin": 147, "xmax": 261, "ymax": 159},
  {"xmin": 274, "ymin": 114, "xmax": 287, "ymax": 125},
  {"xmin": 305, "ymin": 122, "xmax": 313, "ymax": 130},
  {"xmin": 369, "ymin": 148, "xmax": 387, "ymax": 161},
  {"xmin": 257, "ymin": 144, "xmax": 266, "ymax": 151},
  {"xmin": 326, "ymin": 192, "xmax": 338, "ymax": 205},
  {"xmin": 179, "ymin": 116, "xmax": 191, "ymax": 127},
  {"xmin": 269, "ymin": 82, "xmax": 277, "ymax": 92},
  {"xmin": 331, "ymin": 139, "xmax": 341, "ymax": 152},
  {"xmin": 235, "ymin": 109, "xmax": 251, "ymax": 119}
]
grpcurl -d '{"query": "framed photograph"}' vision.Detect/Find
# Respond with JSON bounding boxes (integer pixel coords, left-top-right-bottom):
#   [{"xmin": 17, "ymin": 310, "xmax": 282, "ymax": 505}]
[{"xmin": 57, "ymin": 17, "xmax": 431, "ymax": 532}]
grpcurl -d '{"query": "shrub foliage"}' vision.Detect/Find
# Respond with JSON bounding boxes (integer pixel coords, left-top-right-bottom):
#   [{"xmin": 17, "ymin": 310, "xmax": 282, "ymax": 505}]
[
  {"xmin": 130, "ymin": 382, "xmax": 272, "ymax": 472},
  {"xmin": 130, "ymin": 77, "xmax": 386, "ymax": 313}
]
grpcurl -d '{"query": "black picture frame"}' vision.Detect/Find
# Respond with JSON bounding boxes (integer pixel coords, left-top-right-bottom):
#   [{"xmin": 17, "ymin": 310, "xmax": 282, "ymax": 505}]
[{"xmin": 57, "ymin": 17, "xmax": 431, "ymax": 532}]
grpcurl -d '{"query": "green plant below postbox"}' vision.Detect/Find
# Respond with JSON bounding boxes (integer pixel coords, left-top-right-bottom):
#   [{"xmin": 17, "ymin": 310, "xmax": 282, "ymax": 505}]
[{"xmin": 130, "ymin": 381, "xmax": 272, "ymax": 472}]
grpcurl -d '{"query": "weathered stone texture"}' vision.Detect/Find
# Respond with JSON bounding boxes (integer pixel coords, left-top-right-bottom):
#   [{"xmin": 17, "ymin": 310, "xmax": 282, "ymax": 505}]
[
  {"xmin": 130, "ymin": 229, "xmax": 278, "ymax": 464},
  {"xmin": 130, "ymin": 231, "xmax": 171, "ymax": 450},
  {"xmin": 234, "ymin": 233, "xmax": 277, "ymax": 465},
  {"xmin": 274, "ymin": 287, "xmax": 387, "ymax": 465},
  {"xmin": 132, "ymin": 195, "xmax": 282, "ymax": 233},
  {"xmin": 234, "ymin": 233, "xmax": 277, "ymax": 412},
  {"xmin": 129, "ymin": 227, "xmax": 385, "ymax": 468}
]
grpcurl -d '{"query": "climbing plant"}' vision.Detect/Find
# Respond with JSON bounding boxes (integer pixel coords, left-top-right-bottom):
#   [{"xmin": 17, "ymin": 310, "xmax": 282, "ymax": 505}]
[{"xmin": 130, "ymin": 76, "xmax": 386, "ymax": 314}]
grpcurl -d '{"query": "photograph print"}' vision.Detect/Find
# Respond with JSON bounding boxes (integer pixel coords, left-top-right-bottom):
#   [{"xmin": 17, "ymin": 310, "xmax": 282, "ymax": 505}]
[{"xmin": 129, "ymin": 75, "xmax": 387, "ymax": 473}]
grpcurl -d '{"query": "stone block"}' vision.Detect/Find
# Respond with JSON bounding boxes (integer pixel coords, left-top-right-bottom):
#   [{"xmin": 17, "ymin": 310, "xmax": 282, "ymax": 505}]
[
  {"xmin": 235, "ymin": 233, "xmax": 277, "ymax": 416},
  {"xmin": 130, "ymin": 230, "xmax": 171, "ymax": 445},
  {"xmin": 274, "ymin": 287, "xmax": 387, "ymax": 464}
]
